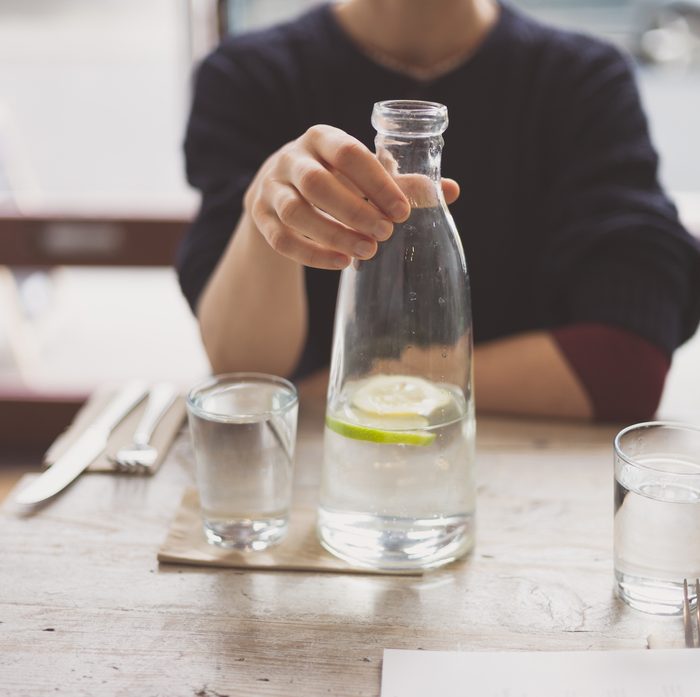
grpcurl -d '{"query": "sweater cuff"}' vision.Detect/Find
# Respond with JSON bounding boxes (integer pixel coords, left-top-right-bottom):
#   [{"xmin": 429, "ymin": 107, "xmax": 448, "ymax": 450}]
[{"xmin": 552, "ymin": 323, "xmax": 670, "ymax": 422}]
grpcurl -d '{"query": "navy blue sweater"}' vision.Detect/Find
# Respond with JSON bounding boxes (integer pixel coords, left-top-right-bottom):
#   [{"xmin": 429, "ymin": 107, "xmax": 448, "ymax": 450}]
[{"xmin": 178, "ymin": 2, "xmax": 700, "ymax": 379}]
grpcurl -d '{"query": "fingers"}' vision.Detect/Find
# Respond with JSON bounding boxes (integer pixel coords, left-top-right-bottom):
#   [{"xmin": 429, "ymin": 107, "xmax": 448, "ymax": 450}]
[
  {"xmin": 303, "ymin": 125, "xmax": 410, "ymax": 222},
  {"xmin": 285, "ymin": 157, "xmax": 394, "ymax": 241},
  {"xmin": 251, "ymin": 182, "xmax": 381, "ymax": 270},
  {"xmin": 387, "ymin": 174, "xmax": 461, "ymax": 208},
  {"xmin": 272, "ymin": 184, "xmax": 378, "ymax": 260},
  {"xmin": 253, "ymin": 203, "xmax": 351, "ymax": 270},
  {"xmin": 395, "ymin": 173, "xmax": 440, "ymax": 207}
]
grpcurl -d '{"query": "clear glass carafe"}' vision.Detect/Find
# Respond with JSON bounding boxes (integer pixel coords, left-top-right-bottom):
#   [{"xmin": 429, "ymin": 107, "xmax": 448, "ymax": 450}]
[{"xmin": 318, "ymin": 100, "xmax": 476, "ymax": 570}]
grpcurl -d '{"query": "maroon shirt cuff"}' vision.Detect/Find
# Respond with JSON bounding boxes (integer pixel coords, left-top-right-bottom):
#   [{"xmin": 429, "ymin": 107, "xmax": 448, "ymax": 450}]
[{"xmin": 551, "ymin": 323, "xmax": 670, "ymax": 422}]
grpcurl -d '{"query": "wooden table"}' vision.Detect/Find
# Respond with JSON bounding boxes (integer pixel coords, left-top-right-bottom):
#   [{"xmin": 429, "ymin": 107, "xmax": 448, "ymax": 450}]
[{"xmin": 0, "ymin": 389, "xmax": 696, "ymax": 696}]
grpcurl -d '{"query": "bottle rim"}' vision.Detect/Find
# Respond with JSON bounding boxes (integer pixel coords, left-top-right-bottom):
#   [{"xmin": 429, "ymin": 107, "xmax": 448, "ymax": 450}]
[{"xmin": 372, "ymin": 100, "xmax": 448, "ymax": 136}]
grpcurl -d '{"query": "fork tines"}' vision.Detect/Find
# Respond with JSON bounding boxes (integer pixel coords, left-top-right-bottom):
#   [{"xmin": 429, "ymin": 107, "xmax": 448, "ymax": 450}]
[{"xmin": 683, "ymin": 578, "xmax": 700, "ymax": 648}]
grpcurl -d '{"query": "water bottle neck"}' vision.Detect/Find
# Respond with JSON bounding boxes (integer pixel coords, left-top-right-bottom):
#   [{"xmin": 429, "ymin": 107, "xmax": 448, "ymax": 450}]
[
  {"xmin": 372, "ymin": 100, "xmax": 448, "ymax": 208},
  {"xmin": 375, "ymin": 134, "xmax": 444, "ymax": 207}
]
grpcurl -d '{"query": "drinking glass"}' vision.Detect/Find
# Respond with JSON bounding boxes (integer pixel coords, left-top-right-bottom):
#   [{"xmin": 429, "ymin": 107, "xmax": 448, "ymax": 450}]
[
  {"xmin": 614, "ymin": 421, "xmax": 700, "ymax": 614},
  {"xmin": 186, "ymin": 373, "xmax": 298, "ymax": 550}
]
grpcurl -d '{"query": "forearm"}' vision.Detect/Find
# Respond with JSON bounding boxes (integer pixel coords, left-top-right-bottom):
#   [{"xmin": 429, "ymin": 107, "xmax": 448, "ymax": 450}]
[
  {"xmin": 189, "ymin": 123, "xmax": 424, "ymax": 378},
  {"xmin": 197, "ymin": 211, "xmax": 308, "ymax": 376},
  {"xmin": 474, "ymin": 331, "xmax": 593, "ymax": 420}
]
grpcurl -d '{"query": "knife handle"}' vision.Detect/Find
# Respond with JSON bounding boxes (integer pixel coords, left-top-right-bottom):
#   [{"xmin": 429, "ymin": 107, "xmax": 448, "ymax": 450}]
[{"xmin": 91, "ymin": 380, "xmax": 148, "ymax": 434}]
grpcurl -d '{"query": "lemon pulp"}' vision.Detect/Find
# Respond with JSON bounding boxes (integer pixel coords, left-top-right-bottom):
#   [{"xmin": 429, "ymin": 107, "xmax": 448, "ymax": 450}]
[{"xmin": 350, "ymin": 374, "xmax": 451, "ymax": 418}]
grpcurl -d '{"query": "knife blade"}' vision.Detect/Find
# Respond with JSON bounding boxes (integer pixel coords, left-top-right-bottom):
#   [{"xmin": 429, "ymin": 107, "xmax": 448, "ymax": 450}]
[{"xmin": 15, "ymin": 380, "xmax": 148, "ymax": 505}]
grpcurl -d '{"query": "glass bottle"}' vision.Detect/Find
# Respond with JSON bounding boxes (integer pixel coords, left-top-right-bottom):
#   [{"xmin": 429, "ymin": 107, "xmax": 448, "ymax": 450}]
[{"xmin": 318, "ymin": 100, "xmax": 476, "ymax": 570}]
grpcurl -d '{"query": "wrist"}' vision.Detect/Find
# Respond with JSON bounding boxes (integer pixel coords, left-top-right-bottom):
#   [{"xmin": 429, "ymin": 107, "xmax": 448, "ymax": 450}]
[{"xmin": 233, "ymin": 210, "xmax": 306, "ymax": 284}]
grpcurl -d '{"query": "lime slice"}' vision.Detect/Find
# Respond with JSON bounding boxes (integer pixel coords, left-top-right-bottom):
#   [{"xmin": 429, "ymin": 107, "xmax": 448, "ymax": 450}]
[
  {"xmin": 350, "ymin": 408, "xmax": 429, "ymax": 431},
  {"xmin": 351, "ymin": 374, "xmax": 451, "ymax": 419},
  {"xmin": 325, "ymin": 415, "xmax": 436, "ymax": 446}
]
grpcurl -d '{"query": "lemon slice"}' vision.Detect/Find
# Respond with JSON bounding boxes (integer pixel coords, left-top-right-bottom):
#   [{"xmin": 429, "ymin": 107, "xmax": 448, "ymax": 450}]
[
  {"xmin": 350, "ymin": 374, "xmax": 451, "ymax": 419},
  {"xmin": 325, "ymin": 415, "xmax": 436, "ymax": 446}
]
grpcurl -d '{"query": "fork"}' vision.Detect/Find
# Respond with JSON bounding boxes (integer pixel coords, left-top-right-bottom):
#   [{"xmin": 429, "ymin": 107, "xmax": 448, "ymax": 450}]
[
  {"xmin": 113, "ymin": 383, "xmax": 178, "ymax": 472},
  {"xmin": 682, "ymin": 578, "xmax": 700, "ymax": 647}
]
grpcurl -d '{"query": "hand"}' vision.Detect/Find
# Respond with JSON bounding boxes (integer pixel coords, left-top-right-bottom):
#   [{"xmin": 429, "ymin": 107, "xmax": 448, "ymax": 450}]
[{"xmin": 244, "ymin": 124, "xmax": 459, "ymax": 270}]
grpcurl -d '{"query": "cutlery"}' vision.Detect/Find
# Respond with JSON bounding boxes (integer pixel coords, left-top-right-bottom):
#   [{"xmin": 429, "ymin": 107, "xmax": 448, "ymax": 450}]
[
  {"xmin": 112, "ymin": 382, "xmax": 178, "ymax": 471},
  {"xmin": 15, "ymin": 380, "xmax": 148, "ymax": 505},
  {"xmin": 682, "ymin": 578, "xmax": 700, "ymax": 648}
]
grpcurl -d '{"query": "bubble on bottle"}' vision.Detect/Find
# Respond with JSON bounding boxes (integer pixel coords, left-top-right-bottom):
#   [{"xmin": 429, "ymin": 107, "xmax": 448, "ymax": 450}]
[
  {"xmin": 438, "ymin": 297, "xmax": 446, "ymax": 306},
  {"xmin": 436, "ymin": 457, "xmax": 450, "ymax": 471},
  {"xmin": 408, "ymin": 291, "xmax": 417, "ymax": 302}
]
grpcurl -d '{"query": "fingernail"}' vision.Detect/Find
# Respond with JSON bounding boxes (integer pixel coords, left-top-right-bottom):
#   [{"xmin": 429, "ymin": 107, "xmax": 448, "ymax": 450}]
[
  {"xmin": 373, "ymin": 220, "xmax": 393, "ymax": 240},
  {"xmin": 390, "ymin": 201, "xmax": 410, "ymax": 221},
  {"xmin": 353, "ymin": 240, "xmax": 375, "ymax": 258},
  {"xmin": 333, "ymin": 255, "xmax": 349, "ymax": 269}
]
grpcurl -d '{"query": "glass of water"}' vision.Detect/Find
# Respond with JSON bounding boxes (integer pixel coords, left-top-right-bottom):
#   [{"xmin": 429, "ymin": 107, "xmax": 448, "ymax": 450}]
[
  {"xmin": 614, "ymin": 421, "xmax": 700, "ymax": 614},
  {"xmin": 186, "ymin": 373, "xmax": 298, "ymax": 551}
]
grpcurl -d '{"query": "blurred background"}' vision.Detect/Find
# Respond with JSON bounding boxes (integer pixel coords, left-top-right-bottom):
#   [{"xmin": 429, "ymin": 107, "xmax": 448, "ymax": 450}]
[{"xmin": 0, "ymin": 0, "xmax": 698, "ymax": 452}]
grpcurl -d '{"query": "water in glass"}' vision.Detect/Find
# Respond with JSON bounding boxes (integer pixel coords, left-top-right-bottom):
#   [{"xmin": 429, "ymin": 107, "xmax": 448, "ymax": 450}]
[
  {"xmin": 614, "ymin": 423, "xmax": 700, "ymax": 614},
  {"xmin": 187, "ymin": 375, "xmax": 298, "ymax": 550}
]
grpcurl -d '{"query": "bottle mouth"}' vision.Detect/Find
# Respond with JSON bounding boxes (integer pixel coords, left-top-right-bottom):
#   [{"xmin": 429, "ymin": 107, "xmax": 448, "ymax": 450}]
[{"xmin": 372, "ymin": 100, "xmax": 448, "ymax": 137}]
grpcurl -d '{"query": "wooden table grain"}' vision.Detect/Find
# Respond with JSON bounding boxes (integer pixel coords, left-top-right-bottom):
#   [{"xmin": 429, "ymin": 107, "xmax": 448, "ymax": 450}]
[{"xmin": 1, "ymin": 383, "xmax": 697, "ymax": 696}]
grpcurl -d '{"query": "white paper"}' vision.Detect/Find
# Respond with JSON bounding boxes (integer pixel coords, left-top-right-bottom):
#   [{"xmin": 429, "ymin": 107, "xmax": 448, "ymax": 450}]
[{"xmin": 382, "ymin": 648, "xmax": 699, "ymax": 697}]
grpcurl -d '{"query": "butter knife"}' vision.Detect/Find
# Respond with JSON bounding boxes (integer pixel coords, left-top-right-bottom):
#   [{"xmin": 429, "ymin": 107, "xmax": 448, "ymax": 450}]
[{"xmin": 15, "ymin": 381, "xmax": 148, "ymax": 505}]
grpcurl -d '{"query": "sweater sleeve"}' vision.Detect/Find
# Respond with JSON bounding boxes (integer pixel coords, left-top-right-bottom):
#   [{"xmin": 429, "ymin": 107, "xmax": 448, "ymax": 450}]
[
  {"xmin": 177, "ymin": 38, "xmax": 299, "ymax": 313},
  {"xmin": 552, "ymin": 322, "xmax": 670, "ymax": 422},
  {"xmin": 537, "ymin": 39, "xmax": 700, "ymax": 356}
]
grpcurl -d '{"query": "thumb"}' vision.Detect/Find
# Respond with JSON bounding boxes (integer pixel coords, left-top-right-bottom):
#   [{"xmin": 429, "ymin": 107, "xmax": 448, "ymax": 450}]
[{"xmin": 441, "ymin": 178, "xmax": 460, "ymax": 205}]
